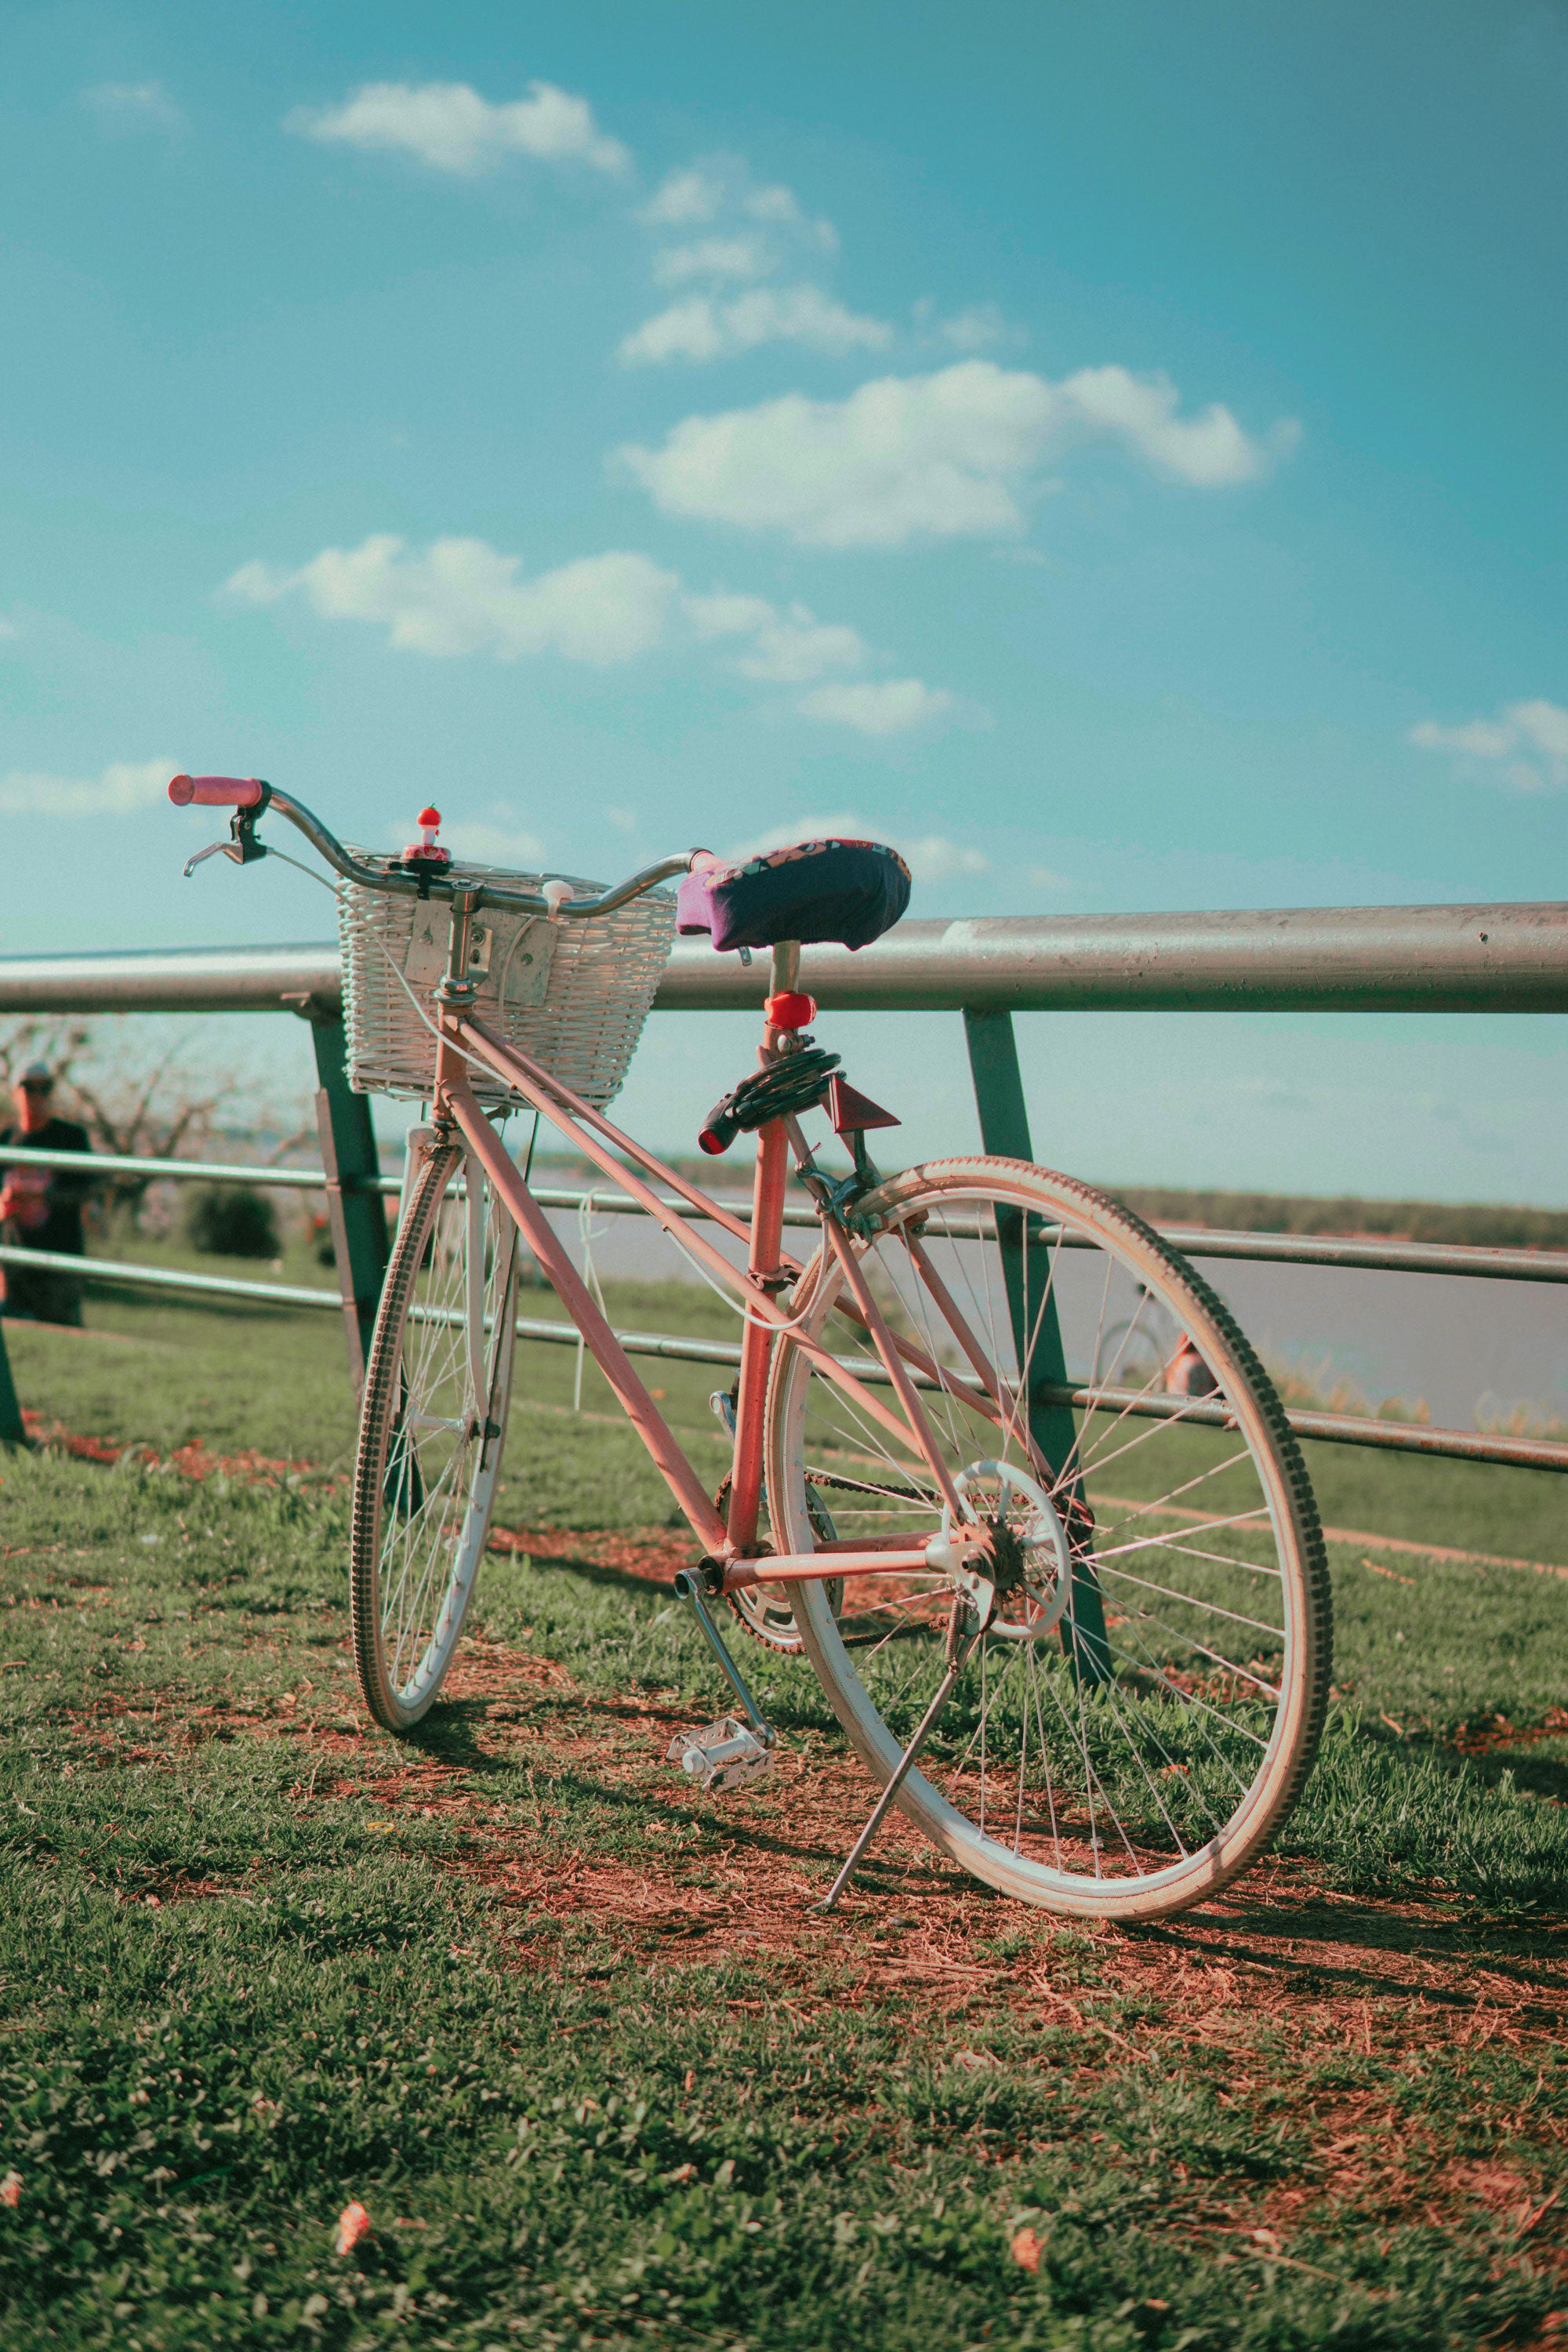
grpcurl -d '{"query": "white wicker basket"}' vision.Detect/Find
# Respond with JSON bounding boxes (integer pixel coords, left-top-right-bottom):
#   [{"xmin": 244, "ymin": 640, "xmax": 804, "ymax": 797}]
[{"xmin": 337, "ymin": 855, "xmax": 675, "ymax": 1109}]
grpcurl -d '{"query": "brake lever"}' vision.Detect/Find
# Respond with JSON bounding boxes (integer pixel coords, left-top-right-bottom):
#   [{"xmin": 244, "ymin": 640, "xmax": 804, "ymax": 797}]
[{"xmin": 181, "ymin": 804, "xmax": 270, "ymax": 880}]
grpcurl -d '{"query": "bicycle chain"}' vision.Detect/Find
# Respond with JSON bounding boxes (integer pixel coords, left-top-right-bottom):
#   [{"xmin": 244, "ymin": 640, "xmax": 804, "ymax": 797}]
[
  {"xmin": 804, "ymin": 1466, "xmax": 928, "ymax": 1502},
  {"xmin": 804, "ymin": 1463, "xmax": 1096, "ymax": 1554}
]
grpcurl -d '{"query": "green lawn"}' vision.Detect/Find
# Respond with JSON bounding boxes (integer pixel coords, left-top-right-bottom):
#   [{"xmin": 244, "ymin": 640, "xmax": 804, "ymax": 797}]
[{"xmin": 0, "ymin": 1265, "xmax": 1565, "ymax": 2348}]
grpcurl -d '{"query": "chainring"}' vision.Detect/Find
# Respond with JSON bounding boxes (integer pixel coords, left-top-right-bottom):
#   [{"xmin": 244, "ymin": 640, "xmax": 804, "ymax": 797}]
[{"xmin": 716, "ymin": 1474, "xmax": 844, "ymax": 1654}]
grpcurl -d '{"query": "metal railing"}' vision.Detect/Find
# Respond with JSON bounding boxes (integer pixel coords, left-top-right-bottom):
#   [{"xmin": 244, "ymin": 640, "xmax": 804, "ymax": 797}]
[
  {"xmin": 1, "ymin": 898, "xmax": 1564, "ymax": 1473},
  {"xmin": 3, "ymin": 898, "xmax": 1567, "ymax": 1016}
]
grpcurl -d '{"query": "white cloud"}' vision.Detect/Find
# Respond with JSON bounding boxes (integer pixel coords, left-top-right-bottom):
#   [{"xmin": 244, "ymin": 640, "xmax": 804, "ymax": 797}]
[
  {"xmin": 286, "ymin": 79, "xmax": 628, "ymax": 176},
  {"xmin": 729, "ymin": 811, "xmax": 984, "ymax": 879},
  {"xmin": 82, "ymin": 81, "xmax": 187, "ymax": 135},
  {"xmin": 912, "ymin": 298, "xmax": 1017, "ymax": 354},
  {"xmin": 0, "ymin": 758, "xmax": 172, "ymax": 818},
  {"xmin": 938, "ymin": 302, "xmax": 1011, "ymax": 352},
  {"xmin": 637, "ymin": 160, "xmax": 837, "ymax": 249},
  {"xmin": 1029, "ymin": 865, "xmax": 1073, "ymax": 891},
  {"xmin": 619, "ymin": 359, "xmax": 1298, "ymax": 546},
  {"xmin": 796, "ymin": 681, "xmax": 956, "ymax": 737},
  {"xmin": 898, "ymin": 831, "xmax": 988, "ymax": 878},
  {"xmin": 618, "ymin": 286, "xmax": 893, "ymax": 368},
  {"xmin": 1410, "ymin": 699, "xmax": 1568, "ymax": 793},
  {"xmin": 1513, "ymin": 699, "xmax": 1568, "ymax": 758},
  {"xmin": 653, "ymin": 238, "xmax": 771, "ymax": 286},
  {"xmin": 0, "ymin": 619, "xmax": 16, "ymax": 640},
  {"xmin": 225, "ymin": 535, "xmax": 961, "ymax": 721},
  {"xmin": 1410, "ymin": 717, "xmax": 1515, "ymax": 760},
  {"xmin": 684, "ymin": 593, "xmax": 866, "ymax": 683},
  {"xmin": 743, "ymin": 183, "xmax": 803, "ymax": 224},
  {"xmin": 604, "ymin": 806, "xmax": 637, "ymax": 833},
  {"xmin": 742, "ymin": 183, "xmax": 838, "ymax": 252},
  {"xmin": 441, "ymin": 810, "xmax": 546, "ymax": 866},
  {"xmin": 638, "ymin": 168, "xmax": 724, "ymax": 225},
  {"xmin": 226, "ymin": 537, "xmax": 677, "ymax": 665}
]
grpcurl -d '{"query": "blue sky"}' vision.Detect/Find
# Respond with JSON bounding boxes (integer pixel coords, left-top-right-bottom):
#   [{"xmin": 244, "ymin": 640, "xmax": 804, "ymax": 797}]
[{"xmin": 2, "ymin": 0, "xmax": 1565, "ymax": 1196}]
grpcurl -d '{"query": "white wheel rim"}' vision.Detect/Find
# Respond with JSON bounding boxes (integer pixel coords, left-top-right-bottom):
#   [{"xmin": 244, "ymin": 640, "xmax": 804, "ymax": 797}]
[{"xmin": 766, "ymin": 1165, "xmax": 1323, "ymax": 1917}]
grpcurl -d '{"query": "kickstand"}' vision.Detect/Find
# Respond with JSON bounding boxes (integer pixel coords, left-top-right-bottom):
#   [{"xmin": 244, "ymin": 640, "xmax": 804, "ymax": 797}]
[
  {"xmin": 672, "ymin": 1568, "xmax": 775, "ymax": 1748},
  {"xmin": 815, "ymin": 1604, "xmax": 984, "ymax": 1913}
]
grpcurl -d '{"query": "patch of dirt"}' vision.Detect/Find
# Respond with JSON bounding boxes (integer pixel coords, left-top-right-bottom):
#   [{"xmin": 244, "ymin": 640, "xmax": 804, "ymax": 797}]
[
  {"xmin": 22, "ymin": 1410, "xmax": 319, "ymax": 1489},
  {"xmin": 485, "ymin": 1523, "xmax": 690, "ymax": 1588}
]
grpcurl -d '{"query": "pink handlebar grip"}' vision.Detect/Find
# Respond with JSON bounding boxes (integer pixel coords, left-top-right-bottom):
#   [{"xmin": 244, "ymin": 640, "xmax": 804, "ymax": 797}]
[{"xmin": 168, "ymin": 774, "xmax": 265, "ymax": 808}]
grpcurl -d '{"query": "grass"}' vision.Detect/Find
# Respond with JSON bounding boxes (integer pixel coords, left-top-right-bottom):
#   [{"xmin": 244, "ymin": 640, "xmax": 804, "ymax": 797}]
[{"xmin": 0, "ymin": 1275, "xmax": 1566, "ymax": 2347}]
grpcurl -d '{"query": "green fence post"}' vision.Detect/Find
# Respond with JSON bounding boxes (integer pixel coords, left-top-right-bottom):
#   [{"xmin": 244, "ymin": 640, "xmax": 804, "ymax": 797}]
[
  {"xmin": 0, "ymin": 1317, "xmax": 24, "ymax": 1443},
  {"xmin": 309, "ymin": 1015, "xmax": 389, "ymax": 1392},
  {"xmin": 962, "ymin": 1007, "xmax": 1110, "ymax": 1681}
]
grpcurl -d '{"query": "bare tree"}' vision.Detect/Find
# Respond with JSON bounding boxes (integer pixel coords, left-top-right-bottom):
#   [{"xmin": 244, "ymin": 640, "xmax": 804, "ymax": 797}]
[{"xmin": 0, "ymin": 1016, "xmax": 314, "ymax": 1225}]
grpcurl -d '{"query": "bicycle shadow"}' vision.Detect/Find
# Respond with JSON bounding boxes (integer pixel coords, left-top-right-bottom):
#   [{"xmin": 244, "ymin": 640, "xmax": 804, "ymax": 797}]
[
  {"xmin": 1131, "ymin": 1888, "xmax": 1568, "ymax": 2004},
  {"xmin": 401, "ymin": 1701, "xmax": 516, "ymax": 1776}
]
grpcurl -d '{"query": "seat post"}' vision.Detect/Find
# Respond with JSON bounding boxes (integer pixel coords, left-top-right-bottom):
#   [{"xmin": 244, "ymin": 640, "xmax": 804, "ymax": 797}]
[
  {"xmin": 770, "ymin": 938, "xmax": 801, "ymax": 1003},
  {"xmin": 725, "ymin": 938, "xmax": 803, "ymax": 1558}
]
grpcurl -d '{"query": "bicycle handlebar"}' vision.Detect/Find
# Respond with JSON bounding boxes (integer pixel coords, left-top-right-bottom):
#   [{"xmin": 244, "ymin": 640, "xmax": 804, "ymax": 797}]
[
  {"xmin": 168, "ymin": 774, "xmax": 267, "ymax": 808},
  {"xmin": 167, "ymin": 774, "xmax": 704, "ymax": 920}
]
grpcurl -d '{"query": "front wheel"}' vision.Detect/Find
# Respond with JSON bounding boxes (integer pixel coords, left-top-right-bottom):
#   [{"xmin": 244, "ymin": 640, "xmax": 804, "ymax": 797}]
[
  {"xmin": 350, "ymin": 1137, "xmax": 519, "ymax": 1731},
  {"xmin": 764, "ymin": 1157, "xmax": 1332, "ymax": 1922}
]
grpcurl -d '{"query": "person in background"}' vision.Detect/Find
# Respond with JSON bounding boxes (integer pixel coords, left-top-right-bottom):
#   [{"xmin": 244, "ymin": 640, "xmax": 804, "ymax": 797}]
[{"xmin": 0, "ymin": 1062, "xmax": 95, "ymax": 1327}]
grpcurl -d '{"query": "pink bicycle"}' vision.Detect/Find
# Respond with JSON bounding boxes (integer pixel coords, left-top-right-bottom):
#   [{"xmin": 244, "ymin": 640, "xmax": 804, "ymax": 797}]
[{"xmin": 169, "ymin": 774, "xmax": 1331, "ymax": 1922}]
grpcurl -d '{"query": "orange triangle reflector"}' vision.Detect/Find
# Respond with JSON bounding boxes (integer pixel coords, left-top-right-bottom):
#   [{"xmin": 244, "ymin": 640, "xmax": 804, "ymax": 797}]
[{"xmin": 827, "ymin": 1073, "xmax": 901, "ymax": 1134}]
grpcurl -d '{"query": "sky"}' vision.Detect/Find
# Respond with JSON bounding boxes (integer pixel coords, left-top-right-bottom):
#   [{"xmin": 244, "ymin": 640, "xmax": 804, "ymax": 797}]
[{"xmin": 2, "ymin": 0, "xmax": 1565, "ymax": 1197}]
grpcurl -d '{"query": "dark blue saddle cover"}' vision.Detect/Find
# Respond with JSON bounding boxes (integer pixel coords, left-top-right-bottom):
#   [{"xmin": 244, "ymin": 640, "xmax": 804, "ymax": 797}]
[{"xmin": 677, "ymin": 838, "xmax": 911, "ymax": 953}]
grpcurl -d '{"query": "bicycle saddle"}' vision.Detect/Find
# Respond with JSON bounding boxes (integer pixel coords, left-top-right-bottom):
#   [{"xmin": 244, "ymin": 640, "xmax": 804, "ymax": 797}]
[{"xmin": 677, "ymin": 837, "xmax": 911, "ymax": 953}]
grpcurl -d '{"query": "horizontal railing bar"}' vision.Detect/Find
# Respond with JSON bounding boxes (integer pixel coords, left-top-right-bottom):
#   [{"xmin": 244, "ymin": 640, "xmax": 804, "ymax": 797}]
[
  {"xmin": 663, "ymin": 906, "xmax": 1568, "ymax": 1015},
  {"xmin": 0, "ymin": 1145, "xmax": 336, "ymax": 1192},
  {"xmin": 3, "ymin": 898, "xmax": 1566, "ymax": 1015},
  {"xmin": 513, "ymin": 1315, "xmax": 745, "ymax": 1369},
  {"xmin": 1111, "ymin": 1224, "xmax": 1568, "ymax": 1284},
  {"xmin": 0, "ymin": 1243, "xmax": 334, "ymax": 1311},
  {"xmin": 1036, "ymin": 1379, "xmax": 1568, "ymax": 1475},
  {"xmin": 8, "ymin": 1146, "xmax": 1566, "ymax": 1285},
  {"xmin": 6, "ymin": 1240, "xmax": 1561, "ymax": 1471}
]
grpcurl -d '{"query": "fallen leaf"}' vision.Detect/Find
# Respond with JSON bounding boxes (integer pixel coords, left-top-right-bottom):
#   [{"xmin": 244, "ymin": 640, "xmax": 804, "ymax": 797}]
[
  {"xmin": 1011, "ymin": 2226, "xmax": 1043, "ymax": 2272},
  {"xmin": 1362, "ymin": 1556, "xmax": 1415, "ymax": 1586},
  {"xmin": 335, "ymin": 2201, "xmax": 372, "ymax": 2255}
]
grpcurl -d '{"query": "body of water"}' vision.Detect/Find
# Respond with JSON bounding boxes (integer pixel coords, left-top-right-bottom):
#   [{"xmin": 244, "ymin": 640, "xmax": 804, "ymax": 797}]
[{"xmin": 529, "ymin": 1196, "xmax": 1568, "ymax": 1436}]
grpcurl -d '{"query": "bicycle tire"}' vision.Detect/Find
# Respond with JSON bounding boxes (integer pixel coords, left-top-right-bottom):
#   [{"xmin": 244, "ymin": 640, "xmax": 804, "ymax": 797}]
[
  {"xmin": 350, "ymin": 1138, "xmax": 519, "ymax": 1731},
  {"xmin": 764, "ymin": 1156, "xmax": 1332, "ymax": 1922}
]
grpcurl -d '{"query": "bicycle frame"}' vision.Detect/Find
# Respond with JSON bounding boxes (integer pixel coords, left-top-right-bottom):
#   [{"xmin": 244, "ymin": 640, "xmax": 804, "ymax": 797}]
[
  {"xmin": 427, "ymin": 971, "xmax": 1014, "ymax": 1602},
  {"xmin": 170, "ymin": 780, "xmax": 1029, "ymax": 1599}
]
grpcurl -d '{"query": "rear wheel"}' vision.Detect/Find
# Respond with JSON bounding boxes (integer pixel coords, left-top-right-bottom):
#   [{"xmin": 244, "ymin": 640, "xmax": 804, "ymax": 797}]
[
  {"xmin": 350, "ymin": 1137, "xmax": 519, "ymax": 1731},
  {"xmin": 764, "ymin": 1157, "xmax": 1332, "ymax": 1921}
]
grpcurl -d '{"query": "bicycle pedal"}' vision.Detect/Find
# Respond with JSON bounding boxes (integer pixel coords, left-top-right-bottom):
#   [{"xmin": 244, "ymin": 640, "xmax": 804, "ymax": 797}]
[{"xmin": 666, "ymin": 1717, "xmax": 774, "ymax": 1793}]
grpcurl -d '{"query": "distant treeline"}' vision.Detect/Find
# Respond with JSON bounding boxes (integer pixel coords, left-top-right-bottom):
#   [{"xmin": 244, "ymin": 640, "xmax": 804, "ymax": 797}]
[{"xmin": 1103, "ymin": 1185, "xmax": 1568, "ymax": 1251}]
